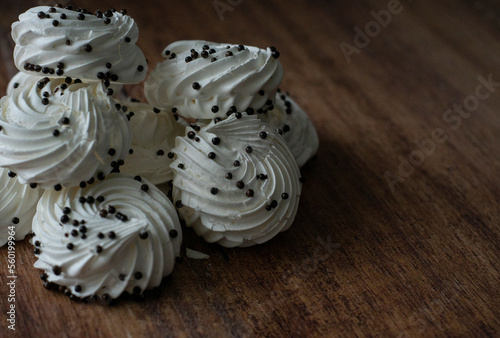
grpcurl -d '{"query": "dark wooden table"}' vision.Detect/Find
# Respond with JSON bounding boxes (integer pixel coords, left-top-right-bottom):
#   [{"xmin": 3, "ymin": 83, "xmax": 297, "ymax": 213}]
[{"xmin": 1, "ymin": 0, "xmax": 499, "ymax": 337}]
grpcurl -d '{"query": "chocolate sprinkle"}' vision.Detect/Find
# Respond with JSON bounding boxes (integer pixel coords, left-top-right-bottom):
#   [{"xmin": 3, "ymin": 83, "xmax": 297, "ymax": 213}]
[{"xmin": 53, "ymin": 265, "xmax": 62, "ymax": 275}]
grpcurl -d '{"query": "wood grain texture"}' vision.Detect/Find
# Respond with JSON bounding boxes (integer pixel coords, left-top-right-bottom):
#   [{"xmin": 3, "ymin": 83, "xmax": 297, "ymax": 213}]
[{"xmin": 1, "ymin": 0, "xmax": 499, "ymax": 337}]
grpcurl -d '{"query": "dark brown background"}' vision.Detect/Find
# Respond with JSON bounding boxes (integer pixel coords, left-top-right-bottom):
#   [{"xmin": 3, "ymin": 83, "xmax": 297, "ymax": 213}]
[{"xmin": 1, "ymin": 0, "xmax": 499, "ymax": 337}]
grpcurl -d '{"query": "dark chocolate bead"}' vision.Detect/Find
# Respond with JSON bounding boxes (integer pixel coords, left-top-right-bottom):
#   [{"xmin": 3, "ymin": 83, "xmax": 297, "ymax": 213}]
[{"xmin": 53, "ymin": 265, "xmax": 62, "ymax": 275}]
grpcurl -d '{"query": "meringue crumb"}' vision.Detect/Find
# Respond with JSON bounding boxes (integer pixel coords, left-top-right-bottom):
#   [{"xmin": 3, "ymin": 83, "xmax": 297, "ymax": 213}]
[{"xmin": 186, "ymin": 248, "xmax": 210, "ymax": 260}]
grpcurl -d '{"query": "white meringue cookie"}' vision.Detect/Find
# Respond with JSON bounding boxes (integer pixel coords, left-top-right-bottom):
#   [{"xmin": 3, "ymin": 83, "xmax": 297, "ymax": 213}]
[
  {"xmin": 259, "ymin": 91, "xmax": 319, "ymax": 167},
  {"xmin": 32, "ymin": 173, "xmax": 182, "ymax": 301},
  {"xmin": 12, "ymin": 6, "xmax": 147, "ymax": 84},
  {"xmin": 119, "ymin": 100, "xmax": 184, "ymax": 184},
  {"xmin": 170, "ymin": 114, "xmax": 302, "ymax": 247},
  {"xmin": 7, "ymin": 71, "xmax": 123, "ymax": 98},
  {"xmin": 0, "ymin": 168, "xmax": 43, "ymax": 246},
  {"xmin": 144, "ymin": 40, "xmax": 283, "ymax": 120},
  {"xmin": 0, "ymin": 77, "xmax": 131, "ymax": 189}
]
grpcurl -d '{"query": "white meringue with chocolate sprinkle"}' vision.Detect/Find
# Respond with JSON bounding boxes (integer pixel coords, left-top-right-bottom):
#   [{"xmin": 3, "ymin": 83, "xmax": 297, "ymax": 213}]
[
  {"xmin": 32, "ymin": 173, "xmax": 182, "ymax": 301},
  {"xmin": 170, "ymin": 114, "xmax": 302, "ymax": 247},
  {"xmin": 259, "ymin": 91, "xmax": 319, "ymax": 167},
  {"xmin": 0, "ymin": 167, "xmax": 42, "ymax": 246},
  {"xmin": 8, "ymin": 72, "xmax": 123, "ymax": 98},
  {"xmin": 12, "ymin": 6, "xmax": 147, "ymax": 84},
  {"xmin": 144, "ymin": 40, "xmax": 283, "ymax": 120},
  {"xmin": 0, "ymin": 77, "xmax": 131, "ymax": 189},
  {"xmin": 119, "ymin": 100, "xmax": 184, "ymax": 184}
]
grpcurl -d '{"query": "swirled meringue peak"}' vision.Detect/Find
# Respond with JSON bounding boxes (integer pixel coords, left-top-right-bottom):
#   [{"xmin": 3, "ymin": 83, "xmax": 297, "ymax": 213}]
[
  {"xmin": 144, "ymin": 40, "xmax": 283, "ymax": 120},
  {"xmin": 170, "ymin": 113, "xmax": 302, "ymax": 247},
  {"xmin": 32, "ymin": 173, "xmax": 182, "ymax": 302},
  {"xmin": 7, "ymin": 71, "xmax": 36, "ymax": 96},
  {"xmin": 0, "ymin": 168, "xmax": 43, "ymax": 246},
  {"xmin": 0, "ymin": 77, "xmax": 131, "ymax": 189},
  {"xmin": 12, "ymin": 6, "xmax": 147, "ymax": 84},
  {"xmin": 119, "ymin": 100, "xmax": 184, "ymax": 184},
  {"xmin": 8, "ymin": 71, "xmax": 124, "ymax": 98},
  {"xmin": 258, "ymin": 90, "xmax": 319, "ymax": 167}
]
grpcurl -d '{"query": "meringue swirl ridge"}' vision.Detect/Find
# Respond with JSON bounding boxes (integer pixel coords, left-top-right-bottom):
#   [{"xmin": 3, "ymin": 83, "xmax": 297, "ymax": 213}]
[{"xmin": 0, "ymin": 168, "xmax": 42, "ymax": 246}]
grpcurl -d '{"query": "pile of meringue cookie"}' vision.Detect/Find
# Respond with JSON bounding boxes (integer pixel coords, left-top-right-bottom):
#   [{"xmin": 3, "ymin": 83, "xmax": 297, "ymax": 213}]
[{"xmin": 0, "ymin": 5, "xmax": 318, "ymax": 303}]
